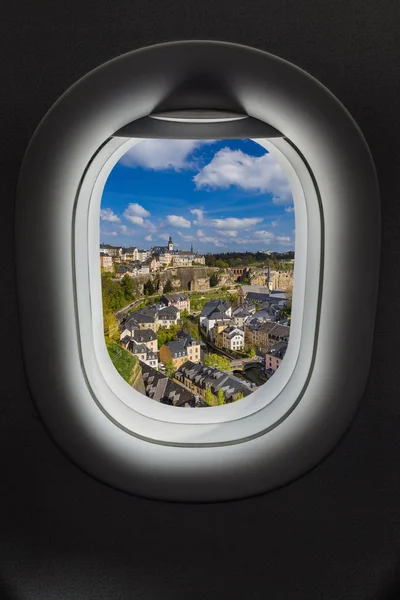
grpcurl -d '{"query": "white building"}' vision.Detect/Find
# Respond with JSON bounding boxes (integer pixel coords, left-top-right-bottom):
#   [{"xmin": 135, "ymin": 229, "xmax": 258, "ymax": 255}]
[{"xmin": 221, "ymin": 327, "xmax": 245, "ymax": 351}]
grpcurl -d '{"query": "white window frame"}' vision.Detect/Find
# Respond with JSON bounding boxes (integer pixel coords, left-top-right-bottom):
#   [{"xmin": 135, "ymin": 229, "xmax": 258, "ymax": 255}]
[{"xmin": 15, "ymin": 40, "xmax": 380, "ymax": 502}]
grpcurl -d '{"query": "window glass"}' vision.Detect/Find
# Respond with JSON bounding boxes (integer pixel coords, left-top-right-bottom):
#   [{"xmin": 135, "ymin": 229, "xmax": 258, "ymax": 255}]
[{"xmin": 100, "ymin": 138, "xmax": 295, "ymax": 407}]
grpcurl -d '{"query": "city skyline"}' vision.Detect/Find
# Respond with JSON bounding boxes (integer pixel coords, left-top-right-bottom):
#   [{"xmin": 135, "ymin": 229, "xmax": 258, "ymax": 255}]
[{"xmin": 100, "ymin": 138, "xmax": 295, "ymax": 252}]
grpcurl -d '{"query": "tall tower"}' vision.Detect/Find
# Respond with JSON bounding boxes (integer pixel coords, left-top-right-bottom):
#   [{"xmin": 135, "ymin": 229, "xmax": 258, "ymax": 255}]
[
  {"xmin": 168, "ymin": 236, "xmax": 173, "ymax": 252},
  {"xmin": 190, "ymin": 243, "xmax": 193, "ymax": 254}
]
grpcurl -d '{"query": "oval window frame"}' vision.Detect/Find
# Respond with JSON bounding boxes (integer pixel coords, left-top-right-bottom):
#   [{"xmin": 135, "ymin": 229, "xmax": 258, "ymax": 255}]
[{"xmin": 15, "ymin": 40, "xmax": 380, "ymax": 501}]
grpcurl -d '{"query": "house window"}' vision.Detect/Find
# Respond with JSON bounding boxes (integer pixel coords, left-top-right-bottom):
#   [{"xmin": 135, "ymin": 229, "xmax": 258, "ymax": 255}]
[{"xmin": 16, "ymin": 40, "xmax": 380, "ymax": 502}]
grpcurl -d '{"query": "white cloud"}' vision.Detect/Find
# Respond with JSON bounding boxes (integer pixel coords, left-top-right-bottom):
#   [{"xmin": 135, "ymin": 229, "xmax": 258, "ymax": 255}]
[
  {"xmin": 100, "ymin": 230, "xmax": 118, "ymax": 237},
  {"xmin": 128, "ymin": 215, "xmax": 145, "ymax": 226},
  {"xmin": 216, "ymin": 229, "xmax": 238, "ymax": 238},
  {"xmin": 123, "ymin": 203, "xmax": 150, "ymax": 224},
  {"xmin": 158, "ymin": 233, "xmax": 170, "ymax": 242},
  {"xmin": 270, "ymin": 220, "xmax": 279, "ymax": 227},
  {"xmin": 254, "ymin": 230, "xmax": 275, "ymax": 240},
  {"xmin": 118, "ymin": 225, "xmax": 135, "ymax": 235},
  {"xmin": 276, "ymin": 235, "xmax": 293, "ymax": 247},
  {"xmin": 210, "ymin": 217, "xmax": 262, "ymax": 230},
  {"xmin": 166, "ymin": 215, "xmax": 191, "ymax": 228},
  {"xmin": 178, "ymin": 231, "xmax": 195, "ymax": 242},
  {"xmin": 194, "ymin": 148, "xmax": 292, "ymax": 204},
  {"xmin": 285, "ymin": 205, "xmax": 295, "ymax": 213},
  {"xmin": 119, "ymin": 140, "xmax": 214, "ymax": 171},
  {"xmin": 197, "ymin": 229, "xmax": 226, "ymax": 248},
  {"xmin": 190, "ymin": 208, "xmax": 204, "ymax": 224},
  {"xmin": 100, "ymin": 208, "xmax": 121, "ymax": 223},
  {"xmin": 145, "ymin": 234, "xmax": 152, "ymax": 241}
]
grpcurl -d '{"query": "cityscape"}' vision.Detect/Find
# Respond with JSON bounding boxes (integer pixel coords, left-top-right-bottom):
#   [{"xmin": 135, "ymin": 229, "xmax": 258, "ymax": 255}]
[
  {"xmin": 100, "ymin": 236, "xmax": 294, "ymax": 407},
  {"xmin": 100, "ymin": 138, "xmax": 295, "ymax": 407}
]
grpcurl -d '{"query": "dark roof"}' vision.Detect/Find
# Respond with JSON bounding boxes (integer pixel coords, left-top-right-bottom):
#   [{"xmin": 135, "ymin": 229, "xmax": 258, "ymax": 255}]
[
  {"xmin": 176, "ymin": 330, "xmax": 199, "ymax": 348},
  {"xmin": 262, "ymin": 322, "xmax": 291, "ymax": 339},
  {"xmin": 127, "ymin": 341, "xmax": 148, "ymax": 354},
  {"xmin": 200, "ymin": 299, "xmax": 230, "ymax": 318},
  {"xmin": 266, "ymin": 341, "xmax": 288, "ymax": 359},
  {"xmin": 246, "ymin": 292, "xmax": 271, "ymax": 303},
  {"xmin": 133, "ymin": 312, "xmax": 156, "ymax": 324},
  {"xmin": 162, "ymin": 293, "xmax": 189, "ymax": 302},
  {"xmin": 162, "ymin": 339, "xmax": 187, "ymax": 358},
  {"xmin": 132, "ymin": 329, "xmax": 156, "ymax": 343},
  {"xmin": 175, "ymin": 361, "xmax": 252, "ymax": 401},
  {"xmin": 140, "ymin": 362, "xmax": 198, "ymax": 407}
]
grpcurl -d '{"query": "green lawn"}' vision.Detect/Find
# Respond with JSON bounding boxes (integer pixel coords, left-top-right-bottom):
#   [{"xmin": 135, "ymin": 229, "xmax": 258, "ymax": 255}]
[
  {"xmin": 106, "ymin": 342, "xmax": 139, "ymax": 385},
  {"xmin": 190, "ymin": 289, "xmax": 238, "ymax": 312}
]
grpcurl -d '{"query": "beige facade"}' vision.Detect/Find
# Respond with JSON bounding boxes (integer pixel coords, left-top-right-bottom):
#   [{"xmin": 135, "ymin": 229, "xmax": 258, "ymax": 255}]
[{"xmin": 100, "ymin": 255, "xmax": 113, "ymax": 271}]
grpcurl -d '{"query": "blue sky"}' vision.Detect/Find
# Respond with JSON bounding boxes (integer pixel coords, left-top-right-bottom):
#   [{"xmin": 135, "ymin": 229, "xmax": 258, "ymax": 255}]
[{"xmin": 100, "ymin": 139, "xmax": 295, "ymax": 252}]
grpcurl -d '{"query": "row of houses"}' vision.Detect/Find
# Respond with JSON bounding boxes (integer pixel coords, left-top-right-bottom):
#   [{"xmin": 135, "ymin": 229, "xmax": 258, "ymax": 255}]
[
  {"xmin": 174, "ymin": 361, "xmax": 253, "ymax": 403},
  {"xmin": 199, "ymin": 289, "xmax": 290, "ymax": 370},
  {"xmin": 100, "ymin": 245, "xmax": 149, "ymax": 262},
  {"xmin": 119, "ymin": 293, "xmax": 198, "ymax": 370},
  {"xmin": 141, "ymin": 361, "xmax": 209, "ymax": 408},
  {"xmin": 100, "ymin": 236, "xmax": 206, "ymax": 274}
]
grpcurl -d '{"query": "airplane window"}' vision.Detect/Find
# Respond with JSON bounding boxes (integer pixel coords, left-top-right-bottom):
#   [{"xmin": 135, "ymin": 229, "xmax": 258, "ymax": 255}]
[
  {"xmin": 99, "ymin": 138, "xmax": 295, "ymax": 409},
  {"xmin": 15, "ymin": 40, "xmax": 380, "ymax": 501}
]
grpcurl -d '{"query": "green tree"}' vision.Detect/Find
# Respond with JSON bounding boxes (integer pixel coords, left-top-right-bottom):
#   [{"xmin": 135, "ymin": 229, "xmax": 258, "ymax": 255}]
[
  {"xmin": 121, "ymin": 274, "xmax": 134, "ymax": 300},
  {"xmin": 203, "ymin": 353, "xmax": 231, "ymax": 372},
  {"xmin": 217, "ymin": 388, "xmax": 225, "ymax": 405},
  {"xmin": 248, "ymin": 348, "xmax": 256, "ymax": 358},
  {"xmin": 144, "ymin": 279, "xmax": 156, "ymax": 296},
  {"xmin": 205, "ymin": 387, "xmax": 216, "ymax": 406},
  {"xmin": 165, "ymin": 359, "xmax": 176, "ymax": 379},
  {"xmin": 163, "ymin": 279, "xmax": 173, "ymax": 294},
  {"xmin": 215, "ymin": 259, "xmax": 229, "ymax": 268},
  {"xmin": 157, "ymin": 324, "xmax": 180, "ymax": 348}
]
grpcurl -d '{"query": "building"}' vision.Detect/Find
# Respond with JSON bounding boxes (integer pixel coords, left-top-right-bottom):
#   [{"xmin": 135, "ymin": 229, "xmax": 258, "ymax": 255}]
[
  {"xmin": 245, "ymin": 320, "xmax": 290, "ymax": 353},
  {"xmin": 174, "ymin": 361, "xmax": 252, "ymax": 403},
  {"xmin": 220, "ymin": 326, "xmax": 245, "ymax": 352},
  {"xmin": 140, "ymin": 362, "xmax": 208, "ymax": 408},
  {"xmin": 159, "ymin": 333, "xmax": 201, "ymax": 370},
  {"xmin": 157, "ymin": 306, "xmax": 180, "ymax": 329},
  {"xmin": 132, "ymin": 311, "xmax": 158, "ymax": 332},
  {"xmin": 151, "ymin": 236, "xmax": 205, "ymax": 268},
  {"xmin": 199, "ymin": 299, "xmax": 232, "ymax": 337},
  {"xmin": 121, "ymin": 247, "xmax": 138, "ymax": 261},
  {"xmin": 231, "ymin": 309, "xmax": 250, "ymax": 329},
  {"xmin": 137, "ymin": 249, "xmax": 149, "ymax": 262},
  {"xmin": 237, "ymin": 285, "xmax": 273, "ymax": 304},
  {"xmin": 104, "ymin": 246, "xmax": 122, "ymax": 257},
  {"xmin": 131, "ymin": 329, "xmax": 158, "ymax": 353},
  {"xmin": 160, "ymin": 293, "xmax": 190, "ymax": 313},
  {"xmin": 100, "ymin": 253, "xmax": 113, "ymax": 272},
  {"xmin": 265, "ymin": 341, "xmax": 288, "ymax": 371}
]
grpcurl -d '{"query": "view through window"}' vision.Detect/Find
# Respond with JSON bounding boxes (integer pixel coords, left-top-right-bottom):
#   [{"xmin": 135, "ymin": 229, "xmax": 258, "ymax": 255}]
[{"xmin": 100, "ymin": 138, "xmax": 295, "ymax": 408}]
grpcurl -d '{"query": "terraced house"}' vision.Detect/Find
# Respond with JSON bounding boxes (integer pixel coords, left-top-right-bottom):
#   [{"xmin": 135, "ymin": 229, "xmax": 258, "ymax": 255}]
[
  {"xmin": 174, "ymin": 361, "xmax": 253, "ymax": 403},
  {"xmin": 140, "ymin": 362, "xmax": 209, "ymax": 408},
  {"xmin": 159, "ymin": 332, "xmax": 201, "ymax": 370},
  {"xmin": 245, "ymin": 320, "xmax": 290, "ymax": 353}
]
